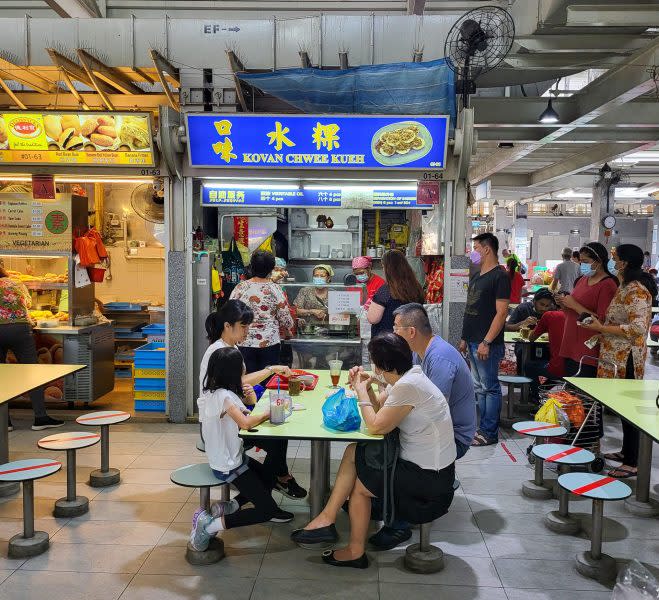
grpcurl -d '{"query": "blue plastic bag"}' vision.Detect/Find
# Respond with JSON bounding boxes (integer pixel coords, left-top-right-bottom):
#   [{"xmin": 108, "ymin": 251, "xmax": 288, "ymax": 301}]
[{"xmin": 322, "ymin": 388, "xmax": 361, "ymax": 432}]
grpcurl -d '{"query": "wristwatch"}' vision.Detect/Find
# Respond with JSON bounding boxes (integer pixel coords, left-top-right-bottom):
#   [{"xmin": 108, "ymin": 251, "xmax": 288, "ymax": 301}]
[
  {"xmin": 482, "ymin": 339, "xmax": 491, "ymax": 347},
  {"xmin": 265, "ymin": 366, "xmax": 274, "ymax": 374}
]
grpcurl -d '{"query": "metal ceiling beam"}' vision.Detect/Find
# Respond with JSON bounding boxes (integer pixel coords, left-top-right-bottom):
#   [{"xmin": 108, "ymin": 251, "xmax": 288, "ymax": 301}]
[
  {"xmin": 473, "ymin": 98, "xmax": 659, "ymax": 129},
  {"xmin": 477, "ymin": 128, "xmax": 659, "ymax": 144},
  {"xmin": 0, "ymin": 91, "xmax": 166, "ymax": 110},
  {"xmin": 46, "ymin": 48, "xmax": 113, "ymax": 92},
  {"xmin": 469, "ymin": 36, "xmax": 659, "ymax": 184},
  {"xmin": 504, "ymin": 53, "xmax": 622, "ymax": 70},
  {"xmin": 149, "ymin": 48, "xmax": 179, "ymax": 111},
  {"xmin": 514, "ymin": 34, "xmax": 653, "ymax": 54},
  {"xmin": 407, "ymin": 0, "xmax": 425, "ymax": 15},
  {"xmin": 76, "ymin": 48, "xmax": 143, "ymax": 94},
  {"xmin": 0, "ymin": 57, "xmax": 58, "ymax": 94},
  {"xmin": 0, "ymin": 79, "xmax": 26, "ymax": 109},
  {"xmin": 44, "ymin": 0, "xmax": 101, "ymax": 18},
  {"xmin": 529, "ymin": 143, "xmax": 652, "ymax": 187},
  {"xmin": 227, "ymin": 50, "xmax": 248, "ymax": 112},
  {"xmin": 566, "ymin": 4, "xmax": 659, "ymax": 27},
  {"xmin": 76, "ymin": 50, "xmax": 115, "ymax": 109}
]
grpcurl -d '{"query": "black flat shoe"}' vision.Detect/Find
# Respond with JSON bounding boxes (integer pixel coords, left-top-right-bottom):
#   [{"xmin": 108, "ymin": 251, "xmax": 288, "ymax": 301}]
[
  {"xmin": 322, "ymin": 550, "xmax": 369, "ymax": 569},
  {"xmin": 291, "ymin": 524, "xmax": 339, "ymax": 546}
]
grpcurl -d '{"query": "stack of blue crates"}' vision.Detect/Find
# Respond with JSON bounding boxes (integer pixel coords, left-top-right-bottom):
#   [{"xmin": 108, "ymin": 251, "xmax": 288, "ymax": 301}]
[{"xmin": 133, "ymin": 342, "xmax": 166, "ymax": 412}]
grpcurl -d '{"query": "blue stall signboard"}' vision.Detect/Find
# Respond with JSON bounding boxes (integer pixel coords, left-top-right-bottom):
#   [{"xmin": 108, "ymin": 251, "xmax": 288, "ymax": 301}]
[
  {"xmin": 202, "ymin": 186, "xmax": 421, "ymax": 208},
  {"xmin": 187, "ymin": 114, "xmax": 449, "ymax": 170}
]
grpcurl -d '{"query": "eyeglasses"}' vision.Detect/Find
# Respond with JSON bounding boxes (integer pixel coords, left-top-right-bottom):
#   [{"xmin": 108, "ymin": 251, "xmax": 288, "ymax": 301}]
[{"xmin": 393, "ymin": 325, "xmax": 412, "ymax": 333}]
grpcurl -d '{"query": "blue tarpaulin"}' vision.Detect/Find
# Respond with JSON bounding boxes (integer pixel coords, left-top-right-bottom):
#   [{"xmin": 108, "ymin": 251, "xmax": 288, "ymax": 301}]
[{"xmin": 237, "ymin": 58, "xmax": 456, "ymax": 123}]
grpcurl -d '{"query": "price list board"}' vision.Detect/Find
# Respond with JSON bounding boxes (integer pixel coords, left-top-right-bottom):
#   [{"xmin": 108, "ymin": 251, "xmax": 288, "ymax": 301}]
[{"xmin": 0, "ymin": 193, "xmax": 71, "ymax": 252}]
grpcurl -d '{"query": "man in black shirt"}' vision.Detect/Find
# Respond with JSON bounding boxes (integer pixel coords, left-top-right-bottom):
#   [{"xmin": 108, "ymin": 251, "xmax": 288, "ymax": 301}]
[{"xmin": 460, "ymin": 233, "xmax": 510, "ymax": 446}]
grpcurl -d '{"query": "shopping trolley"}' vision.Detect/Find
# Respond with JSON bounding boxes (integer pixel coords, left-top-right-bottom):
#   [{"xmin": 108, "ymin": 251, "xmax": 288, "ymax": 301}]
[{"xmin": 526, "ymin": 355, "xmax": 616, "ymax": 473}]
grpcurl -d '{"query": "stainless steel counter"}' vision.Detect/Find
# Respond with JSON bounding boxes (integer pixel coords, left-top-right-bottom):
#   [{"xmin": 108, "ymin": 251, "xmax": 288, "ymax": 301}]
[
  {"xmin": 285, "ymin": 336, "xmax": 362, "ymax": 346},
  {"xmin": 33, "ymin": 322, "xmax": 110, "ymax": 335},
  {"xmin": 31, "ymin": 322, "xmax": 114, "ymax": 406}
]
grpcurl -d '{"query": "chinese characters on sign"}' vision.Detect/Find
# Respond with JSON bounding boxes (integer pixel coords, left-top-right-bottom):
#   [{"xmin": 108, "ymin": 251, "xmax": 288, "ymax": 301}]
[
  {"xmin": 188, "ymin": 114, "xmax": 449, "ymax": 170},
  {"xmin": 0, "ymin": 194, "xmax": 72, "ymax": 251},
  {"xmin": 202, "ymin": 186, "xmax": 424, "ymax": 208}
]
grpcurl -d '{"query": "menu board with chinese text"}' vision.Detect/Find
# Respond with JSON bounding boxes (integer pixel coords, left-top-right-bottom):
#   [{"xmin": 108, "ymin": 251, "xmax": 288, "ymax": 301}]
[{"xmin": 0, "ymin": 193, "xmax": 72, "ymax": 252}]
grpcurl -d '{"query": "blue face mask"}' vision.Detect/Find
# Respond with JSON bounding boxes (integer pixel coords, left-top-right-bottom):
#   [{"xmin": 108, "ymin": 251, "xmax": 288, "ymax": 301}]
[
  {"xmin": 469, "ymin": 250, "xmax": 482, "ymax": 265},
  {"xmin": 313, "ymin": 277, "xmax": 327, "ymax": 285},
  {"xmin": 580, "ymin": 263, "xmax": 595, "ymax": 278},
  {"xmin": 607, "ymin": 259, "xmax": 617, "ymax": 276},
  {"xmin": 355, "ymin": 273, "xmax": 369, "ymax": 283}
]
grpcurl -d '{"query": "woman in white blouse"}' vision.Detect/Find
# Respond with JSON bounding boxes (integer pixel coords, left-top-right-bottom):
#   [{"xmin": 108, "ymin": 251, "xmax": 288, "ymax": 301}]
[{"xmin": 291, "ymin": 332, "xmax": 456, "ymax": 568}]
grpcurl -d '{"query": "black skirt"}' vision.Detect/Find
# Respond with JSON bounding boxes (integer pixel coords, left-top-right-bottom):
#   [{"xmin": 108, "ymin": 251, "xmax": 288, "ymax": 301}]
[{"xmin": 355, "ymin": 443, "xmax": 455, "ymax": 524}]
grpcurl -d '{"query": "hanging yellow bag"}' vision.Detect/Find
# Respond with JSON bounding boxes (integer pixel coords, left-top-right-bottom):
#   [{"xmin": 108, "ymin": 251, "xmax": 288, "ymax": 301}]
[{"xmin": 535, "ymin": 397, "xmax": 562, "ymax": 425}]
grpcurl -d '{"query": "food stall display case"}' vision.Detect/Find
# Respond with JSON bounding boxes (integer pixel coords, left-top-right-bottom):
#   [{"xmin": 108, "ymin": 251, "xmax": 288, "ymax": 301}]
[
  {"xmin": 0, "ymin": 192, "xmax": 114, "ymax": 406},
  {"xmin": 183, "ymin": 112, "xmax": 452, "ymax": 416},
  {"xmin": 0, "ymin": 109, "xmax": 161, "ymax": 408},
  {"xmin": 279, "ymin": 282, "xmax": 366, "ymax": 370}
]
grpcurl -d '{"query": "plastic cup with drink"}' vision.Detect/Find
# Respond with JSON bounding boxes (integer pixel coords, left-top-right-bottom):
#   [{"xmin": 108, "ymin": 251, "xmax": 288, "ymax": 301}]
[{"xmin": 329, "ymin": 359, "xmax": 343, "ymax": 388}]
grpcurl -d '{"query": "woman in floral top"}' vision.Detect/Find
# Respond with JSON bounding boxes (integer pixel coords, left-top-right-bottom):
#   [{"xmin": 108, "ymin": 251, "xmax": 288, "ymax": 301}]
[
  {"xmin": 578, "ymin": 244, "xmax": 656, "ymax": 479},
  {"xmin": 0, "ymin": 263, "xmax": 64, "ymax": 431},
  {"xmin": 229, "ymin": 251, "xmax": 305, "ymax": 499}
]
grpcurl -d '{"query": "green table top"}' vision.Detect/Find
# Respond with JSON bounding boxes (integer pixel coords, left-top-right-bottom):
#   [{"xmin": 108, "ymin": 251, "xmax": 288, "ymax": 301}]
[
  {"xmin": 242, "ymin": 370, "xmax": 383, "ymax": 443},
  {"xmin": 565, "ymin": 377, "xmax": 659, "ymax": 442},
  {"xmin": 504, "ymin": 331, "xmax": 549, "ymax": 344}
]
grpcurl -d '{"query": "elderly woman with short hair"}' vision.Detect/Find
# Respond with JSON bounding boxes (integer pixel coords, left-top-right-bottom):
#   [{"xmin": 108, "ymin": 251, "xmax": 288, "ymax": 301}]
[{"xmin": 290, "ymin": 332, "xmax": 456, "ymax": 568}]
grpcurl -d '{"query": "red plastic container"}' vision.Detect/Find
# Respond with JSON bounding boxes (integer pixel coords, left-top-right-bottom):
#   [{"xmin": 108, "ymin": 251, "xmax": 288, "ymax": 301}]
[
  {"xmin": 87, "ymin": 267, "xmax": 106, "ymax": 282},
  {"xmin": 266, "ymin": 369, "xmax": 319, "ymax": 391}
]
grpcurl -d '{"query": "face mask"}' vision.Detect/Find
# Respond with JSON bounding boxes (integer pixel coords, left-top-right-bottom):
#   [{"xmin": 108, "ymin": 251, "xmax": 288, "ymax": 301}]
[
  {"xmin": 607, "ymin": 259, "xmax": 618, "ymax": 276},
  {"xmin": 580, "ymin": 263, "xmax": 595, "ymax": 278},
  {"xmin": 313, "ymin": 277, "xmax": 327, "ymax": 285},
  {"xmin": 355, "ymin": 273, "xmax": 369, "ymax": 283},
  {"xmin": 469, "ymin": 250, "xmax": 481, "ymax": 265},
  {"xmin": 372, "ymin": 369, "xmax": 387, "ymax": 384}
]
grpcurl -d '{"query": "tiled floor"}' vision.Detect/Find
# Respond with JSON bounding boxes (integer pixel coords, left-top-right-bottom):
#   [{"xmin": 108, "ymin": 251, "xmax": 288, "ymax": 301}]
[
  {"xmin": 0, "ymin": 412, "xmax": 657, "ymax": 600},
  {"xmin": 5, "ymin": 351, "xmax": 659, "ymax": 599}
]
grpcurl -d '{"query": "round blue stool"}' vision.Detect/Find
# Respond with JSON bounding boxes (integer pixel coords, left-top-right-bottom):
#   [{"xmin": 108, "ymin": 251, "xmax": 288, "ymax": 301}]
[
  {"xmin": 559, "ymin": 472, "xmax": 631, "ymax": 582},
  {"xmin": 533, "ymin": 444, "xmax": 595, "ymax": 534}
]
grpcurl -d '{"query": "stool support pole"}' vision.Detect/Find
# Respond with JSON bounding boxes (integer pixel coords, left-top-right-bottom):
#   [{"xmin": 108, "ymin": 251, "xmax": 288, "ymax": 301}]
[
  {"xmin": 534, "ymin": 457, "xmax": 544, "ymax": 486},
  {"xmin": 100, "ymin": 424, "xmax": 110, "ymax": 473},
  {"xmin": 200, "ymin": 486, "xmax": 210, "ymax": 512},
  {"xmin": 419, "ymin": 524, "xmax": 430, "ymax": 552},
  {"xmin": 220, "ymin": 484, "xmax": 229, "ymax": 502},
  {"xmin": 507, "ymin": 387, "xmax": 515, "ymax": 419},
  {"xmin": 66, "ymin": 449, "xmax": 76, "ymax": 502},
  {"xmin": 591, "ymin": 499, "xmax": 604, "ymax": 560},
  {"xmin": 558, "ymin": 487, "xmax": 569, "ymax": 517},
  {"xmin": 23, "ymin": 480, "xmax": 34, "ymax": 539}
]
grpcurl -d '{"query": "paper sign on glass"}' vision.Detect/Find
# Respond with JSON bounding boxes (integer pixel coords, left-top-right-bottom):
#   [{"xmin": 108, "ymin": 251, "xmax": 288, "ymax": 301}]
[{"xmin": 328, "ymin": 290, "xmax": 361, "ymax": 315}]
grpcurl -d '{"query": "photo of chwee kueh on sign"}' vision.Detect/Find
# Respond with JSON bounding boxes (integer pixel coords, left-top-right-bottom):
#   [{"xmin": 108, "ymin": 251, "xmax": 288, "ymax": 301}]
[{"xmin": 186, "ymin": 114, "xmax": 449, "ymax": 170}]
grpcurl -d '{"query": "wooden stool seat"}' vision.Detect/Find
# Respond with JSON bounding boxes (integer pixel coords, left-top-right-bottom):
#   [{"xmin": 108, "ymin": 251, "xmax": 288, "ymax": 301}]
[{"xmin": 0, "ymin": 459, "xmax": 61, "ymax": 558}]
